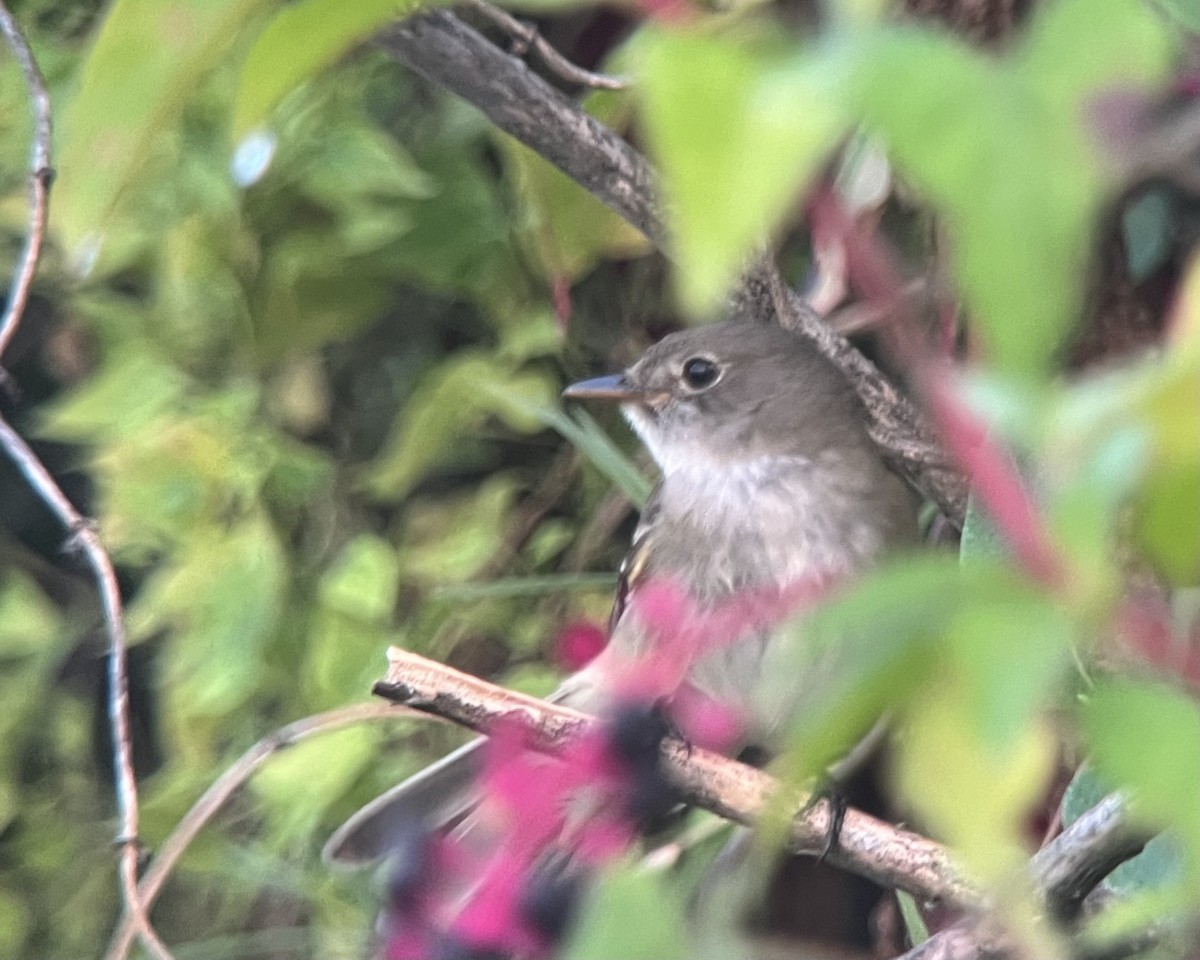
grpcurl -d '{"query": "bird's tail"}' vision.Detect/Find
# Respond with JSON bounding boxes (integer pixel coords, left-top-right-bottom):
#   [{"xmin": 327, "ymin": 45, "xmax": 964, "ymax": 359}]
[{"xmin": 322, "ymin": 737, "xmax": 484, "ymax": 867}]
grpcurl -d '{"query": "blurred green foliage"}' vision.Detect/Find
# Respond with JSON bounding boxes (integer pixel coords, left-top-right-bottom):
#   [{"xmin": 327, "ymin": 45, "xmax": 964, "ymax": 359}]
[{"xmin": 0, "ymin": 0, "xmax": 1197, "ymax": 958}]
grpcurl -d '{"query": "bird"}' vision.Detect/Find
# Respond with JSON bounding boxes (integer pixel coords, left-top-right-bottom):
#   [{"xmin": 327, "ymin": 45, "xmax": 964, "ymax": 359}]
[{"xmin": 324, "ymin": 317, "xmax": 915, "ymax": 867}]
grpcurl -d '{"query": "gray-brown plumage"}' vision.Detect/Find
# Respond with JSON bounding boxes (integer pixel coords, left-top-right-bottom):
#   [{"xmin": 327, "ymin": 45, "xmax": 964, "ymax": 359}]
[{"xmin": 324, "ymin": 320, "xmax": 914, "ymax": 866}]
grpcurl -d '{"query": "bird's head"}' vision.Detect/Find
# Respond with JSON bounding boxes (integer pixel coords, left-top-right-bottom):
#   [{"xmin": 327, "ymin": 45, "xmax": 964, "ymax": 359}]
[{"xmin": 563, "ymin": 321, "xmax": 869, "ymax": 477}]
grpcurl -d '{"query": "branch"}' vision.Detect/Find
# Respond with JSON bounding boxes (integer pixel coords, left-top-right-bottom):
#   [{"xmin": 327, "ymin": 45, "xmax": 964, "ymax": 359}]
[
  {"xmin": 103, "ymin": 703, "xmax": 427, "ymax": 960},
  {"xmin": 763, "ymin": 261, "xmax": 969, "ymax": 520},
  {"xmin": 462, "ymin": 0, "xmax": 629, "ymax": 91},
  {"xmin": 0, "ymin": 420, "xmax": 171, "ymax": 959},
  {"xmin": 0, "ymin": 0, "xmax": 53, "ymax": 364},
  {"xmin": 0, "ymin": 5, "xmax": 171, "ymax": 959},
  {"xmin": 374, "ymin": 647, "xmax": 980, "ymax": 909},
  {"xmin": 898, "ymin": 794, "xmax": 1152, "ymax": 960},
  {"xmin": 376, "ymin": 10, "xmax": 661, "ymax": 243},
  {"xmin": 375, "ymin": 11, "xmax": 968, "ymax": 525}
]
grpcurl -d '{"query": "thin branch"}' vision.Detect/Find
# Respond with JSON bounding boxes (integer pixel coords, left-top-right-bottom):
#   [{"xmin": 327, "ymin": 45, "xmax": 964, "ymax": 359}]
[
  {"xmin": 376, "ymin": 10, "xmax": 661, "ymax": 242},
  {"xmin": 373, "ymin": 647, "xmax": 981, "ymax": 909},
  {"xmin": 462, "ymin": 0, "xmax": 629, "ymax": 91},
  {"xmin": 375, "ymin": 11, "xmax": 968, "ymax": 526},
  {"xmin": 103, "ymin": 702, "xmax": 427, "ymax": 960},
  {"xmin": 0, "ymin": 0, "xmax": 53, "ymax": 364},
  {"xmin": 1031, "ymin": 793, "xmax": 1148, "ymax": 923},
  {"xmin": 0, "ymin": 419, "xmax": 171, "ymax": 959},
  {"xmin": 0, "ymin": 7, "xmax": 170, "ymax": 959}
]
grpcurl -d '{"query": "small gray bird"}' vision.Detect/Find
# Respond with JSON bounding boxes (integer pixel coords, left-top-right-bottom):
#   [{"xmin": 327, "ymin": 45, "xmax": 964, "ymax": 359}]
[{"xmin": 324, "ymin": 318, "xmax": 914, "ymax": 866}]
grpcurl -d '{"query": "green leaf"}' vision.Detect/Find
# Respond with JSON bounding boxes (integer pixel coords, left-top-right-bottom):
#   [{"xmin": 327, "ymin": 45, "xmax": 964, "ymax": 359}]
[
  {"xmin": 133, "ymin": 516, "xmax": 287, "ymax": 716},
  {"xmin": 563, "ymin": 861, "xmax": 688, "ymax": 960},
  {"xmin": 896, "ymin": 890, "xmax": 930, "ymax": 945},
  {"xmin": 55, "ymin": 0, "xmax": 274, "ymax": 260},
  {"xmin": 233, "ymin": 0, "xmax": 427, "ymax": 140},
  {"xmin": 252, "ymin": 726, "xmax": 379, "ymax": 839},
  {"xmin": 636, "ymin": 28, "xmax": 850, "ymax": 314},
  {"xmin": 1082, "ymin": 679, "xmax": 1200, "ymax": 874},
  {"xmin": 319, "ymin": 535, "xmax": 400, "ymax": 623},
  {"xmin": 1158, "ymin": 0, "xmax": 1200, "ymax": 31},
  {"xmin": 499, "ymin": 134, "xmax": 650, "ymax": 283},
  {"xmin": 1121, "ymin": 188, "xmax": 1173, "ymax": 282},
  {"xmin": 364, "ymin": 352, "xmax": 559, "ymax": 501},
  {"xmin": 854, "ymin": 0, "xmax": 1171, "ymax": 376},
  {"xmin": 897, "ymin": 679, "xmax": 1056, "ymax": 879},
  {"xmin": 772, "ymin": 555, "xmax": 960, "ymax": 781}
]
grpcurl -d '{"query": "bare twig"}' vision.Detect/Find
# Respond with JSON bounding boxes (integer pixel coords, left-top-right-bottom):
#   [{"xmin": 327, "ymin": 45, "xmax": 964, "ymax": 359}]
[
  {"xmin": 375, "ymin": 11, "xmax": 969, "ymax": 526},
  {"xmin": 0, "ymin": 0, "xmax": 53, "ymax": 364},
  {"xmin": 0, "ymin": 6, "xmax": 170, "ymax": 959},
  {"xmin": 0, "ymin": 420, "xmax": 171, "ymax": 959},
  {"xmin": 103, "ymin": 702, "xmax": 426, "ymax": 960},
  {"xmin": 376, "ymin": 10, "xmax": 661, "ymax": 242},
  {"xmin": 373, "ymin": 647, "xmax": 981, "ymax": 908},
  {"xmin": 463, "ymin": 0, "xmax": 629, "ymax": 91}
]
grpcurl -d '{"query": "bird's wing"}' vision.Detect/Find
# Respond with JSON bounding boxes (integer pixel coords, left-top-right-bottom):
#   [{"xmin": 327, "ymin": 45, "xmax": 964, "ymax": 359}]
[{"xmin": 608, "ymin": 484, "xmax": 662, "ymax": 636}]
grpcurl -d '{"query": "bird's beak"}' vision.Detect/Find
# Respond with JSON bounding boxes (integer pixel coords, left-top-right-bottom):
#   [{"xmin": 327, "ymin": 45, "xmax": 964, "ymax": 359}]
[{"xmin": 562, "ymin": 373, "xmax": 642, "ymax": 401}]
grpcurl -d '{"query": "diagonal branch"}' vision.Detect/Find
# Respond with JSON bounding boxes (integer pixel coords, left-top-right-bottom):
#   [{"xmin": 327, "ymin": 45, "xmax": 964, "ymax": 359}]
[
  {"xmin": 375, "ymin": 646, "xmax": 981, "ymax": 908},
  {"xmin": 375, "ymin": 10, "xmax": 968, "ymax": 525},
  {"xmin": 379, "ymin": 649, "xmax": 1158, "ymax": 960},
  {"xmin": 103, "ymin": 703, "xmax": 429, "ymax": 960}
]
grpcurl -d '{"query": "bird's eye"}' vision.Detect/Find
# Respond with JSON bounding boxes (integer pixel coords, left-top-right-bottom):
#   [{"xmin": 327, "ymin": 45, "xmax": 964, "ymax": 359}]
[{"xmin": 681, "ymin": 356, "xmax": 720, "ymax": 391}]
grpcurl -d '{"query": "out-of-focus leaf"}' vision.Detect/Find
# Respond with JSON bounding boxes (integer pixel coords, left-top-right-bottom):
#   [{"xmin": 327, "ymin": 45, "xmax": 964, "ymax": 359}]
[
  {"xmin": 55, "ymin": 0, "xmax": 273, "ymax": 260},
  {"xmin": 252, "ymin": 726, "xmax": 379, "ymax": 839},
  {"xmin": 500, "ymin": 135, "xmax": 650, "ymax": 284},
  {"xmin": 0, "ymin": 886, "xmax": 30, "ymax": 959},
  {"xmin": 636, "ymin": 29, "xmax": 849, "ymax": 314},
  {"xmin": 772, "ymin": 555, "xmax": 961, "ymax": 784},
  {"xmin": 319, "ymin": 535, "xmax": 400, "ymax": 623},
  {"xmin": 898, "ymin": 680, "xmax": 1056, "ymax": 879},
  {"xmin": 1048, "ymin": 287, "xmax": 1200, "ymax": 584},
  {"xmin": 563, "ymin": 860, "xmax": 688, "ymax": 960},
  {"xmin": 946, "ymin": 589, "xmax": 1073, "ymax": 749},
  {"xmin": 133, "ymin": 515, "xmax": 287, "ymax": 716},
  {"xmin": 1081, "ymin": 679, "xmax": 1200, "ymax": 874},
  {"xmin": 1137, "ymin": 463, "xmax": 1200, "ymax": 585},
  {"xmin": 1158, "ymin": 0, "xmax": 1200, "ymax": 31},
  {"xmin": 398, "ymin": 476, "xmax": 521, "ymax": 583},
  {"xmin": 0, "ymin": 574, "xmax": 64, "ymax": 658},
  {"xmin": 364, "ymin": 352, "xmax": 558, "ymax": 501},
  {"xmin": 854, "ymin": 0, "xmax": 1171, "ymax": 376},
  {"xmin": 233, "ymin": 0, "xmax": 427, "ymax": 141},
  {"xmin": 37, "ymin": 348, "xmax": 189, "ymax": 442}
]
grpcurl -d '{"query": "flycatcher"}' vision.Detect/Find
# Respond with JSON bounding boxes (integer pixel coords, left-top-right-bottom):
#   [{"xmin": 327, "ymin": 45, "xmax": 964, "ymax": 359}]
[{"xmin": 325, "ymin": 318, "xmax": 915, "ymax": 865}]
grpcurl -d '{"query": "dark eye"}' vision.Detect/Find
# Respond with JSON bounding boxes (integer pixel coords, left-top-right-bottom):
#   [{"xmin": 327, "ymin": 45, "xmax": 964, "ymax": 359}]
[{"xmin": 681, "ymin": 356, "xmax": 720, "ymax": 390}]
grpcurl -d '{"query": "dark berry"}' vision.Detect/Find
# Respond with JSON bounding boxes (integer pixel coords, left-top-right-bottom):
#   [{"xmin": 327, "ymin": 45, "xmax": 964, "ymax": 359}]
[
  {"xmin": 520, "ymin": 858, "xmax": 586, "ymax": 943},
  {"xmin": 607, "ymin": 700, "xmax": 671, "ymax": 772},
  {"xmin": 626, "ymin": 765, "xmax": 682, "ymax": 833}
]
